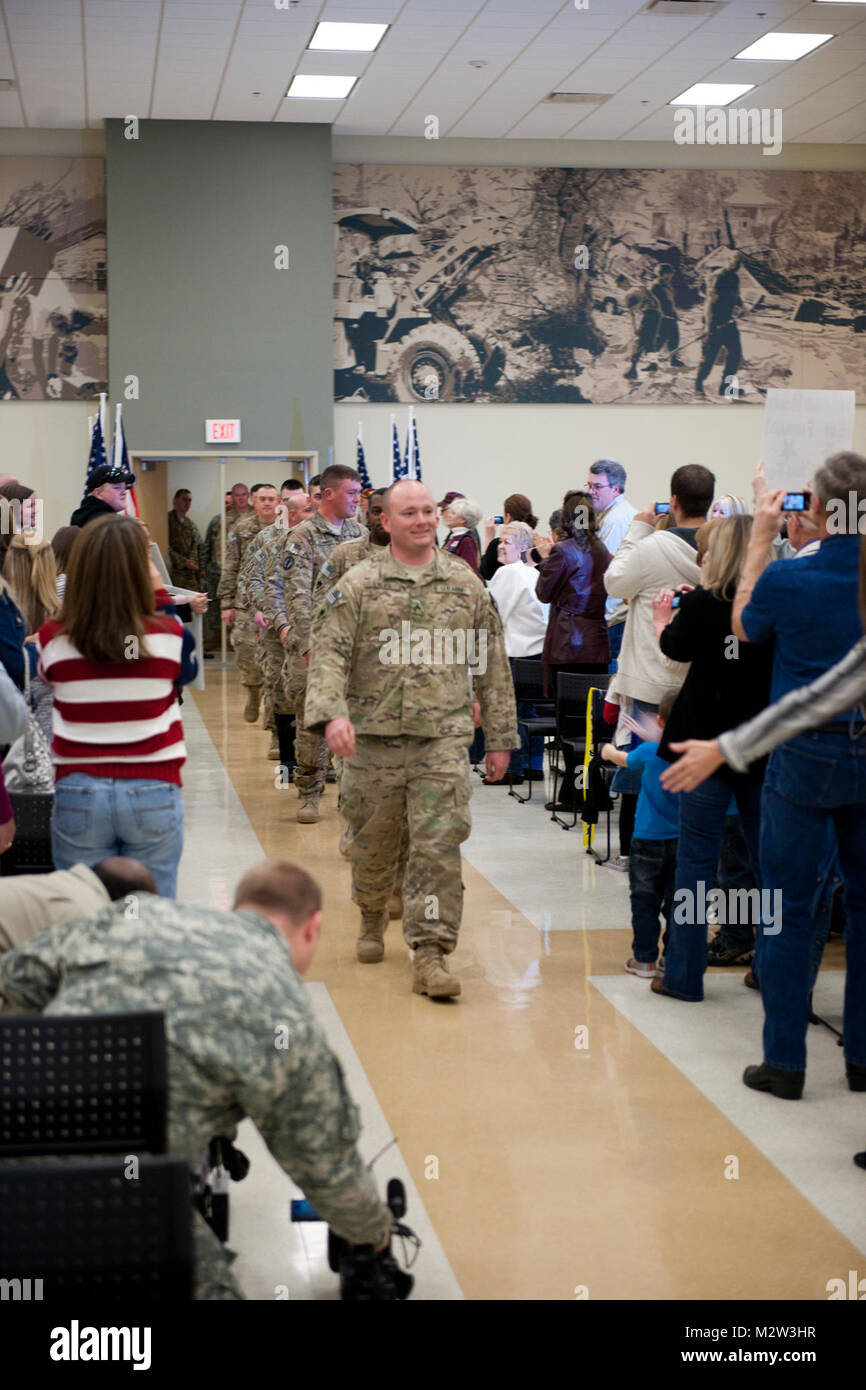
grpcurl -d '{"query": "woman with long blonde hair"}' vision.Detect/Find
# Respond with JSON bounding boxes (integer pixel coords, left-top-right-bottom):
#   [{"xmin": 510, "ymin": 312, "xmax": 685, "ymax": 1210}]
[
  {"xmin": 2, "ymin": 532, "xmax": 60, "ymax": 742},
  {"xmin": 646, "ymin": 514, "xmax": 775, "ymax": 998}
]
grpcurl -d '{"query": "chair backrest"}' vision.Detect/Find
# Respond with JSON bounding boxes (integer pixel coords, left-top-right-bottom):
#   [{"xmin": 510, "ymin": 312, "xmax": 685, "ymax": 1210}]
[
  {"xmin": 0, "ymin": 1011, "xmax": 167, "ymax": 1158},
  {"xmin": 511, "ymin": 658, "xmax": 547, "ymax": 704},
  {"xmin": 0, "ymin": 1156, "xmax": 193, "ymax": 1302},
  {"xmin": 555, "ymin": 673, "xmax": 598, "ymax": 739},
  {"xmin": 590, "ymin": 687, "xmax": 618, "ymax": 747}
]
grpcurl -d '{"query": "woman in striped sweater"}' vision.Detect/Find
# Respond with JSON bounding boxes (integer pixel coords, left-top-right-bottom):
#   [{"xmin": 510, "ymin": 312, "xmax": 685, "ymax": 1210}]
[{"xmin": 38, "ymin": 515, "xmax": 197, "ymax": 898}]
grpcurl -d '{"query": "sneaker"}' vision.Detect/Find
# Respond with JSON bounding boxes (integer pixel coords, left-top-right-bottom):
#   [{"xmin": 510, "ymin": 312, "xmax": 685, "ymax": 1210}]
[
  {"xmin": 707, "ymin": 937, "xmax": 754, "ymax": 967},
  {"xmin": 607, "ymin": 855, "xmax": 629, "ymax": 872},
  {"xmin": 625, "ymin": 957, "xmax": 657, "ymax": 979}
]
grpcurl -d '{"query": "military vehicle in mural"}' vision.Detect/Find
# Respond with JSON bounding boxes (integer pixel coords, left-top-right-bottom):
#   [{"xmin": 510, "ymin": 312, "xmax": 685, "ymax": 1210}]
[{"xmin": 333, "ymin": 207, "xmax": 507, "ymax": 403}]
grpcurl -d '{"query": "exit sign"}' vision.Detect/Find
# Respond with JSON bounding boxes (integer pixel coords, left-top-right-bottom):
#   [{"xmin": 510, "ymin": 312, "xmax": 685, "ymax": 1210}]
[{"xmin": 206, "ymin": 418, "xmax": 241, "ymax": 444}]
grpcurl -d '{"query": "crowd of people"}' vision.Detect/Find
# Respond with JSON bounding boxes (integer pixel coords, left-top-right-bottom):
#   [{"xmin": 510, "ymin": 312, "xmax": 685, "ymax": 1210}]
[{"xmin": 0, "ymin": 445, "xmax": 864, "ymax": 1297}]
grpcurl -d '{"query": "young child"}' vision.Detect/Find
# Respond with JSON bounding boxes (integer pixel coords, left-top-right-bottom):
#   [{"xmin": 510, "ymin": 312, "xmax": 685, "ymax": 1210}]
[{"xmin": 601, "ymin": 687, "xmax": 680, "ymax": 978}]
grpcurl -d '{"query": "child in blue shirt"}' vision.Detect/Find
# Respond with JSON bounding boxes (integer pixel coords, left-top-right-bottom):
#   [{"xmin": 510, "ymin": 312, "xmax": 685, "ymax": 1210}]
[{"xmin": 602, "ymin": 688, "xmax": 680, "ymax": 978}]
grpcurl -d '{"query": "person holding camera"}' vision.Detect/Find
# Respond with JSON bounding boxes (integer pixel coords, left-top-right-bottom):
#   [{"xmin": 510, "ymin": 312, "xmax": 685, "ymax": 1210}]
[{"xmin": 0, "ymin": 858, "xmax": 392, "ymax": 1299}]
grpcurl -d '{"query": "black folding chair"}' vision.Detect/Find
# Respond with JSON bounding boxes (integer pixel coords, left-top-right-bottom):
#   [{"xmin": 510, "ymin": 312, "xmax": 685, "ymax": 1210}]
[
  {"xmin": 508, "ymin": 658, "xmax": 556, "ymax": 804},
  {"xmin": 0, "ymin": 1011, "xmax": 167, "ymax": 1158},
  {"xmin": 0, "ymin": 1156, "xmax": 193, "ymax": 1301},
  {"xmin": 550, "ymin": 673, "xmax": 597, "ymax": 830},
  {"xmin": 584, "ymin": 687, "xmax": 619, "ymax": 865}
]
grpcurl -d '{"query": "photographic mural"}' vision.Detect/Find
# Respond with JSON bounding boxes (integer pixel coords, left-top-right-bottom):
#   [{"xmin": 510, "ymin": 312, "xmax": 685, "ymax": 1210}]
[
  {"xmin": 0, "ymin": 157, "xmax": 106, "ymax": 401},
  {"xmin": 333, "ymin": 164, "xmax": 866, "ymax": 406}
]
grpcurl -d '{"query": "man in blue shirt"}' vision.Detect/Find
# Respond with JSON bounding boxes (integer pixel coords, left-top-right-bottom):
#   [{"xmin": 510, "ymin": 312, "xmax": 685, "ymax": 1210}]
[{"xmin": 732, "ymin": 451, "xmax": 866, "ymax": 1100}]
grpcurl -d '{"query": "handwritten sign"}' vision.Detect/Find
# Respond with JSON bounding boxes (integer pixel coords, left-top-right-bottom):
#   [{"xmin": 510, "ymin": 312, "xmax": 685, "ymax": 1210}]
[{"xmin": 761, "ymin": 389, "xmax": 855, "ymax": 490}]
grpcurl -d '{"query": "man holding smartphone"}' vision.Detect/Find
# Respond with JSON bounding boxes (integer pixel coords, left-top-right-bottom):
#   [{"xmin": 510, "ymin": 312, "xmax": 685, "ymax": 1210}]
[{"xmin": 728, "ymin": 452, "xmax": 866, "ymax": 1100}]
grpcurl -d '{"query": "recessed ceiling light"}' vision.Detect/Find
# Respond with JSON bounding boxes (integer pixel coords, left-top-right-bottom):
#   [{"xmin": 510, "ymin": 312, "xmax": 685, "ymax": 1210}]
[
  {"xmin": 670, "ymin": 82, "xmax": 755, "ymax": 105},
  {"xmin": 735, "ymin": 31, "xmax": 833, "ymax": 59},
  {"xmin": 308, "ymin": 21, "xmax": 388, "ymax": 52},
  {"xmin": 286, "ymin": 75, "xmax": 357, "ymax": 100}
]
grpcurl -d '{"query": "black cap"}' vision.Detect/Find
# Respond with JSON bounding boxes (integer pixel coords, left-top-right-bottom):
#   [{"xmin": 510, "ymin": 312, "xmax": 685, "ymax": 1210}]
[{"xmin": 88, "ymin": 464, "xmax": 135, "ymax": 491}]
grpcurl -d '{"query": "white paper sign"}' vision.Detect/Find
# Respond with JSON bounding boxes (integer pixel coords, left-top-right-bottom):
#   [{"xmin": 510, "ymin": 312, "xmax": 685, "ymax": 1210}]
[{"xmin": 760, "ymin": 389, "xmax": 855, "ymax": 491}]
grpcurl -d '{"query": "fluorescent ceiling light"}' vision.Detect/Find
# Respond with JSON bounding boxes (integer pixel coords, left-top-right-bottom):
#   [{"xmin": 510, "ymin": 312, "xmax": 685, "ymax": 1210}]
[
  {"xmin": 309, "ymin": 22, "xmax": 388, "ymax": 52},
  {"xmin": 287, "ymin": 74, "xmax": 357, "ymax": 100},
  {"xmin": 670, "ymin": 83, "xmax": 755, "ymax": 105},
  {"xmin": 735, "ymin": 32, "xmax": 833, "ymax": 59},
  {"xmin": 813, "ymin": 1, "xmax": 866, "ymax": 5}
]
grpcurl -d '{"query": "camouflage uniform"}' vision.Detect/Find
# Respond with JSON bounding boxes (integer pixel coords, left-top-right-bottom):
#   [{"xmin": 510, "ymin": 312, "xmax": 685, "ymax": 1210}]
[
  {"xmin": 305, "ymin": 548, "xmax": 518, "ymax": 953},
  {"xmin": 167, "ymin": 512, "xmax": 206, "ymax": 590},
  {"xmin": 238, "ymin": 521, "xmax": 291, "ymax": 732},
  {"xmin": 0, "ymin": 895, "xmax": 391, "ymax": 1299},
  {"xmin": 263, "ymin": 512, "xmax": 365, "ymax": 797},
  {"xmin": 313, "ymin": 532, "xmax": 381, "ymax": 596},
  {"xmin": 218, "ymin": 513, "xmax": 265, "ymax": 690},
  {"xmin": 201, "ymin": 510, "xmax": 241, "ymax": 648}
]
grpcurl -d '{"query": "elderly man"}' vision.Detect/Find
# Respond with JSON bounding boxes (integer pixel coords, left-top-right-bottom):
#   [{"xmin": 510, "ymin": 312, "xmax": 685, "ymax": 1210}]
[
  {"xmin": 70, "ymin": 464, "xmax": 135, "ymax": 527},
  {"xmin": 305, "ymin": 480, "xmax": 518, "ymax": 998}
]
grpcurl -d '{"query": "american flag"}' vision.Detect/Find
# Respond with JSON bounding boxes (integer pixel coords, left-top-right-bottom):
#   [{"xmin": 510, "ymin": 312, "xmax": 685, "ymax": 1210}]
[
  {"xmin": 113, "ymin": 406, "xmax": 139, "ymax": 516},
  {"xmin": 356, "ymin": 424, "xmax": 372, "ymax": 489},
  {"xmin": 403, "ymin": 407, "xmax": 422, "ymax": 482},
  {"xmin": 83, "ymin": 414, "xmax": 107, "ymax": 500},
  {"xmin": 391, "ymin": 414, "xmax": 407, "ymax": 482}
]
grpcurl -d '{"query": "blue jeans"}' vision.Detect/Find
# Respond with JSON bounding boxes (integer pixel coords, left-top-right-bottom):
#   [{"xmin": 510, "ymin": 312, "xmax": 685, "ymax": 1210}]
[
  {"xmin": 663, "ymin": 774, "xmax": 765, "ymax": 1001},
  {"xmin": 629, "ymin": 836, "xmax": 677, "ymax": 962},
  {"xmin": 758, "ymin": 731, "xmax": 866, "ymax": 1072},
  {"xmin": 715, "ymin": 814, "xmax": 757, "ymax": 951},
  {"xmin": 52, "ymin": 774, "xmax": 184, "ymax": 899}
]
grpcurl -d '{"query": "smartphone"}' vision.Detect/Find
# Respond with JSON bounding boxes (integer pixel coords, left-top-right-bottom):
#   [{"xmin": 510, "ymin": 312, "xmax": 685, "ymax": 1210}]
[
  {"xmin": 654, "ymin": 502, "xmax": 670, "ymax": 515},
  {"xmin": 781, "ymin": 491, "xmax": 811, "ymax": 512},
  {"xmin": 671, "ymin": 594, "xmax": 682, "ymax": 608},
  {"xmin": 290, "ymin": 1199, "xmax": 321, "ymax": 1222},
  {"xmin": 493, "ymin": 515, "xmax": 504, "ymax": 525}
]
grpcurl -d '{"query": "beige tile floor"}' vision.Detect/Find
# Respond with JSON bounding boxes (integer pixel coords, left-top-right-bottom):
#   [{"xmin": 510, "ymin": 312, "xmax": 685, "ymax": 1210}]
[{"xmin": 186, "ymin": 669, "xmax": 863, "ymax": 1302}]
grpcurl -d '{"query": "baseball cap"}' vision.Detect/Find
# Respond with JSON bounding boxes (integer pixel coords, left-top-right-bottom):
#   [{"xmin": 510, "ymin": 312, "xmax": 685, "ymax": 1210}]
[
  {"xmin": 88, "ymin": 464, "xmax": 136, "ymax": 491},
  {"xmin": 437, "ymin": 490, "xmax": 464, "ymax": 509}
]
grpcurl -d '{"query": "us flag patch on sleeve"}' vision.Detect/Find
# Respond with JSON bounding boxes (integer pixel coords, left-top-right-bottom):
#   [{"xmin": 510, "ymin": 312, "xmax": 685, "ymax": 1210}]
[{"xmin": 325, "ymin": 586, "xmax": 343, "ymax": 606}]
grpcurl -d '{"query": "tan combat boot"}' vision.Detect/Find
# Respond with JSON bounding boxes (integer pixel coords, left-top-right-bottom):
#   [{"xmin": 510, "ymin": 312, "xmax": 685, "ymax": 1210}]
[
  {"xmin": 412, "ymin": 944, "xmax": 461, "ymax": 999},
  {"xmin": 267, "ymin": 732, "xmax": 280, "ymax": 760},
  {"xmin": 388, "ymin": 894, "xmax": 403, "ymax": 919},
  {"xmin": 243, "ymin": 686, "xmax": 261, "ymax": 723},
  {"xmin": 356, "ymin": 908, "xmax": 388, "ymax": 963},
  {"xmin": 296, "ymin": 793, "xmax": 320, "ymax": 824}
]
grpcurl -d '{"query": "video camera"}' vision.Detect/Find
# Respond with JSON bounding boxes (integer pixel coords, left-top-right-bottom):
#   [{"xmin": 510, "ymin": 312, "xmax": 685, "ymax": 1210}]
[{"xmin": 293, "ymin": 1177, "xmax": 420, "ymax": 1300}]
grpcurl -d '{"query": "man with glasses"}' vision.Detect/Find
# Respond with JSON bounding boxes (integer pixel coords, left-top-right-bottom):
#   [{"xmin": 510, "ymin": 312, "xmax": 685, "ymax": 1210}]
[{"xmin": 587, "ymin": 459, "xmax": 636, "ymax": 671}]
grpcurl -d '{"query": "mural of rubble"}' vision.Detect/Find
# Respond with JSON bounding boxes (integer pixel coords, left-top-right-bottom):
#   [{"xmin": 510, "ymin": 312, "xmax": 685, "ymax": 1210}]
[
  {"xmin": 333, "ymin": 164, "xmax": 866, "ymax": 405},
  {"xmin": 0, "ymin": 157, "xmax": 106, "ymax": 402}
]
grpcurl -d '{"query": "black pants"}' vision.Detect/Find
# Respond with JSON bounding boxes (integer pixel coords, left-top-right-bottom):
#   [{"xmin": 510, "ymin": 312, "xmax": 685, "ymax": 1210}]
[{"xmin": 696, "ymin": 322, "xmax": 741, "ymax": 392}]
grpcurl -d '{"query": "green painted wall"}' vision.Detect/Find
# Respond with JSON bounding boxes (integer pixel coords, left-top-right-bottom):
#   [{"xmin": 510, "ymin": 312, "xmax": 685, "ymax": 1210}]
[{"xmin": 105, "ymin": 119, "xmax": 333, "ymax": 456}]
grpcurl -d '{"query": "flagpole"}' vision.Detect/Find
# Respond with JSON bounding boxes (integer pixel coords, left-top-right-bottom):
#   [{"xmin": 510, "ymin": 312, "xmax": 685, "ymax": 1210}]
[
  {"xmin": 407, "ymin": 405, "xmax": 414, "ymax": 480},
  {"xmin": 114, "ymin": 403, "xmax": 122, "ymax": 469},
  {"xmin": 99, "ymin": 393, "xmax": 109, "ymax": 463},
  {"xmin": 87, "ymin": 415, "xmax": 94, "ymax": 445}
]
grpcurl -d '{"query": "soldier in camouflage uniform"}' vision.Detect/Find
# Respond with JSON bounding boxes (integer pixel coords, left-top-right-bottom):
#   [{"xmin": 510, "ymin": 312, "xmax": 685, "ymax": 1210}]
[
  {"xmin": 219, "ymin": 484, "xmax": 279, "ymax": 723},
  {"xmin": 263, "ymin": 466, "xmax": 364, "ymax": 825},
  {"xmin": 201, "ymin": 494, "xmax": 239, "ymax": 650},
  {"xmin": 167, "ymin": 489, "xmax": 207, "ymax": 590},
  {"xmin": 0, "ymin": 860, "xmax": 391, "ymax": 1299},
  {"xmin": 305, "ymin": 480, "xmax": 518, "ymax": 999},
  {"xmin": 237, "ymin": 491, "xmax": 310, "ymax": 758}
]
